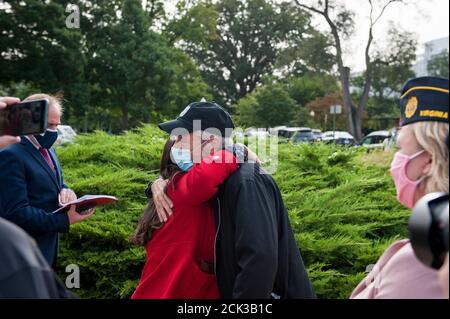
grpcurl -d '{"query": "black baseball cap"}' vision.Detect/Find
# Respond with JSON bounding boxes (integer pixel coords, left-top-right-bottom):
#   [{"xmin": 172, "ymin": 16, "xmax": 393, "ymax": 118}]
[{"xmin": 158, "ymin": 101, "xmax": 235, "ymax": 137}]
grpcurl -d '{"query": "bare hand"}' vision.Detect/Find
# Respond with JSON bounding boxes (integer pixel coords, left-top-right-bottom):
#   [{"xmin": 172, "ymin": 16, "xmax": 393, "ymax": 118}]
[
  {"xmin": 59, "ymin": 188, "xmax": 77, "ymax": 205},
  {"xmin": 151, "ymin": 178, "xmax": 173, "ymax": 223},
  {"xmin": 0, "ymin": 97, "xmax": 21, "ymax": 148},
  {"xmin": 67, "ymin": 205, "xmax": 95, "ymax": 225},
  {"xmin": 238, "ymin": 143, "xmax": 261, "ymax": 165},
  {"xmin": 0, "ymin": 97, "xmax": 20, "ymax": 109}
]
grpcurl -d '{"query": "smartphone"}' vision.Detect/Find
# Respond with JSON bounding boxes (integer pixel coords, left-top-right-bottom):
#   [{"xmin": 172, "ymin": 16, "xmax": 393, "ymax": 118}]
[{"xmin": 0, "ymin": 99, "xmax": 48, "ymax": 136}]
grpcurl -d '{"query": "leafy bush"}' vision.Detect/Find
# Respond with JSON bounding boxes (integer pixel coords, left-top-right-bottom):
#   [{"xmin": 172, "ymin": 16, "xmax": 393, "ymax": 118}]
[{"xmin": 55, "ymin": 125, "xmax": 409, "ymax": 299}]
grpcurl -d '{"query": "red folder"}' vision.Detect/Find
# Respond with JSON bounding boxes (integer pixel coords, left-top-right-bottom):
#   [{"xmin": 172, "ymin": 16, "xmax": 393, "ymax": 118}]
[{"xmin": 53, "ymin": 195, "xmax": 118, "ymax": 215}]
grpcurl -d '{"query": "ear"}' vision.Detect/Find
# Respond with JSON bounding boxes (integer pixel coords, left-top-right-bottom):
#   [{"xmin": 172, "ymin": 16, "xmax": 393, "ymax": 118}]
[
  {"xmin": 208, "ymin": 136, "xmax": 219, "ymax": 149},
  {"xmin": 204, "ymin": 136, "xmax": 217, "ymax": 153},
  {"xmin": 422, "ymin": 152, "xmax": 433, "ymax": 175}
]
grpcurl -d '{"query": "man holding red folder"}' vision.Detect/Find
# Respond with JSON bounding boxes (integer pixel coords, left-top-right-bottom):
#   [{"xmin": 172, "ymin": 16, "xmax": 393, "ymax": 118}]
[{"xmin": 0, "ymin": 94, "xmax": 93, "ymax": 267}]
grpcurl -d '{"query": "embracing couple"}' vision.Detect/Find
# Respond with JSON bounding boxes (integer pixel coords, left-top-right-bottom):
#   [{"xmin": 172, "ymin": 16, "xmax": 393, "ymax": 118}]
[{"xmin": 131, "ymin": 101, "xmax": 315, "ymax": 299}]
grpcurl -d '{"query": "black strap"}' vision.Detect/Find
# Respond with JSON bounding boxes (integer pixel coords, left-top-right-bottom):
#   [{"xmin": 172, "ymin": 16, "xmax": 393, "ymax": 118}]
[{"xmin": 199, "ymin": 260, "xmax": 215, "ymax": 274}]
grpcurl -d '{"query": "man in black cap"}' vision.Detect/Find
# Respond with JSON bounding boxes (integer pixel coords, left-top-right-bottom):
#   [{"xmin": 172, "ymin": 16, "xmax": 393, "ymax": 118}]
[{"xmin": 149, "ymin": 101, "xmax": 315, "ymax": 299}]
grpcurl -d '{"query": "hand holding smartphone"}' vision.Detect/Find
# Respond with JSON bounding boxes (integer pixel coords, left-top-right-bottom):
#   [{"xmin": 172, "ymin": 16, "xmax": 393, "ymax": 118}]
[{"xmin": 0, "ymin": 99, "xmax": 48, "ymax": 136}]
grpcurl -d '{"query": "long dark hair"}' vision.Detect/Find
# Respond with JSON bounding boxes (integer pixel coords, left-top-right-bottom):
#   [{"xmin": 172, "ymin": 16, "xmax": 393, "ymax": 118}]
[{"xmin": 131, "ymin": 138, "xmax": 182, "ymax": 246}]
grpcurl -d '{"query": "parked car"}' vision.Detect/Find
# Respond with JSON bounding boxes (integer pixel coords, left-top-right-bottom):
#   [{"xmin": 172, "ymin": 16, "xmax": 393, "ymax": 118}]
[
  {"xmin": 244, "ymin": 128, "xmax": 269, "ymax": 138},
  {"xmin": 384, "ymin": 127, "xmax": 399, "ymax": 151},
  {"xmin": 269, "ymin": 125, "xmax": 287, "ymax": 136},
  {"xmin": 322, "ymin": 131, "xmax": 356, "ymax": 146},
  {"xmin": 312, "ymin": 129, "xmax": 323, "ymax": 141},
  {"xmin": 277, "ymin": 127, "xmax": 307, "ymax": 143},
  {"xmin": 55, "ymin": 125, "xmax": 77, "ymax": 146},
  {"xmin": 359, "ymin": 130, "xmax": 391, "ymax": 149},
  {"xmin": 291, "ymin": 128, "xmax": 314, "ymax": 144}
]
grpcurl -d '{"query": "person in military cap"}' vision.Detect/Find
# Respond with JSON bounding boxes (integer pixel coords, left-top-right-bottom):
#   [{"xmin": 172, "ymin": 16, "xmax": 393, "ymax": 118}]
[{"xmin": 351, "ymin": 76, "xmax": 449, "ymax": 299}]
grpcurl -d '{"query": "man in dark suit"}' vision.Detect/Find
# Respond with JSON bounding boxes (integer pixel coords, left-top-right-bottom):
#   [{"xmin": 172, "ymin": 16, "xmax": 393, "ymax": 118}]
[
  {"xmin": 0, "ymin": 96, "xmax": 76, "ymax": 298},
  {"xmin": 0, "ymin": 94, "xmax": 93, "ymax": 267}
]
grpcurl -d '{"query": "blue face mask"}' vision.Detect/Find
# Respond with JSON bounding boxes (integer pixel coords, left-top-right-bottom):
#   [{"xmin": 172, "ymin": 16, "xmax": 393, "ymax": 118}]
[
  {"xmin": 34, "ymin": 129, "xmax": 58, "ymax": 149},
  {"xmin": 171, "ymin": 139, "xmax": 210, "ymax": 172},
  {"xmin": 171, "ymin": 147, "xmax": 194, "ymax": 172}
]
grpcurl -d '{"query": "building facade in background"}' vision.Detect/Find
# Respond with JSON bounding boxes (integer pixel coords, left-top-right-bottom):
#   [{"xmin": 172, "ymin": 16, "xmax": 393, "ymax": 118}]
[{"xmin": 413, "ymin": 37, "xmax": 449, "ymax": 77}]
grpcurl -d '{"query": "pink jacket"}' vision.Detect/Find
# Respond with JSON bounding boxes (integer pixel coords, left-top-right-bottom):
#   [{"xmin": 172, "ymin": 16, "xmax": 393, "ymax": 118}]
[{"xmin": 350, "ymin": 239, "xmax": 445, "ymax": 299}]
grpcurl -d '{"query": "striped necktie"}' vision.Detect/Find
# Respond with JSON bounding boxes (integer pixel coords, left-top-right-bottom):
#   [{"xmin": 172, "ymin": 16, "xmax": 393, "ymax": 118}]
[{"xmin": 39, "ymin": 148, "xmax": 56, "ymax": 173}]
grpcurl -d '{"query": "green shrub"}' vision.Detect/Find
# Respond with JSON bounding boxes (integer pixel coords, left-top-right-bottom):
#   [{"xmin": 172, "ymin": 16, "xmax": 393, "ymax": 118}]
[{"xmin": 55, "ymin": 125, "xmax": 409, "ymax": 299}]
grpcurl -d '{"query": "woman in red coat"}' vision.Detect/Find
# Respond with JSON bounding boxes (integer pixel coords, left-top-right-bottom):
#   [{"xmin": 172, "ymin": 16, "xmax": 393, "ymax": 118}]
[{"xmin": 131, "ymin": 136, "xmax": 238, "ymax": 299}]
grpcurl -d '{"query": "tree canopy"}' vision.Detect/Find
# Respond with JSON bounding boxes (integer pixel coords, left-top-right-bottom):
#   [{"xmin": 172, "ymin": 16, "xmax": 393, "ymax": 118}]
[{"xmin": 0, "ymin": 0, "xmax": 424, "ymax": 134}]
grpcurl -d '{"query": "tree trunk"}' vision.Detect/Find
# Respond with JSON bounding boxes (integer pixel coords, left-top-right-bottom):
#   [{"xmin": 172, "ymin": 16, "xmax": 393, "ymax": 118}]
[
  {"xmin": 295, "ymin": 1, "xmax": 357, "ymax": 137},
  {"xmin": 295, "ymin": 0, "xmax": 400, "ymax": 141},
  {"xmin": 355, "ymin": 74, "xmax": 372, "ymax": 141},
  {"xmin": 355, "ymin": 26, "xmax": 375, "ymax": 141},
  {"xmin": 143, "ymin": 111, "xmax": 150, "ymax": 123},
  {"xmin": 340, "ymin": 65, "xmax": 356, "ymax": 138},
  {"xmin": 122, "ymin": 104, "xmax": 129, "ymax": 131},
  {"xmin": 354, "ymin": 108, "xmax": 363, "ymax": 141},
  {"xmin": 327, "ymin": 15, "xmax": 356, "ymax": 137}
]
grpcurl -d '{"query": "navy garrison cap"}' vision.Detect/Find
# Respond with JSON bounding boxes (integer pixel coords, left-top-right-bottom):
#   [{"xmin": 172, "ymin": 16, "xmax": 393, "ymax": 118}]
[{"xmin": 399, "ymin": 76, "xmax": 449, "ymax": 126}]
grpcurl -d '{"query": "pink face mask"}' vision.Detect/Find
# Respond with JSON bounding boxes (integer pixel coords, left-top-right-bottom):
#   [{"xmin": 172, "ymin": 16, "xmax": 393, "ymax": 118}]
[{"xmin": 390, "ymin": 150, "xmax": 426, "ymax": 209}]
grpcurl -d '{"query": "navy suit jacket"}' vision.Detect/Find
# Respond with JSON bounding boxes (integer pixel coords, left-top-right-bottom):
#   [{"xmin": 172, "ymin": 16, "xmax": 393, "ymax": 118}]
[{"xmin": 0, "ymin": 138, "xmax": 70, "ymax": 266}]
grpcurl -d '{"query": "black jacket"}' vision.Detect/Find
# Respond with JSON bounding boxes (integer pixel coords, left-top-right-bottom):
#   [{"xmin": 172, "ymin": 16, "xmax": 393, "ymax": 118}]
[
  {"xmin": 0, "ymin": 216, "xmax": 75, "ymax": 299},
  {"xmin": 213, "ymin": 163, "xmax": 316, "ymax": 299}
]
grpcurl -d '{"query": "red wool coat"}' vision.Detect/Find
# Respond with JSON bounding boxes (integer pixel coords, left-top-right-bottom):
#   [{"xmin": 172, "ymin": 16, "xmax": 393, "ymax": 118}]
[{"xmin": 132, "ymin": 150, "xmax": 238, "ymax": 299}]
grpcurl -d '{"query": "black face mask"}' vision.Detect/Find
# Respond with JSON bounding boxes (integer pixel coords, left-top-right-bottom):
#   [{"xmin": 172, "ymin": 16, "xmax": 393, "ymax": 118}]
[{"xmin": 34, "ymin": 129, "xmax": 58, "ymax": 149}]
